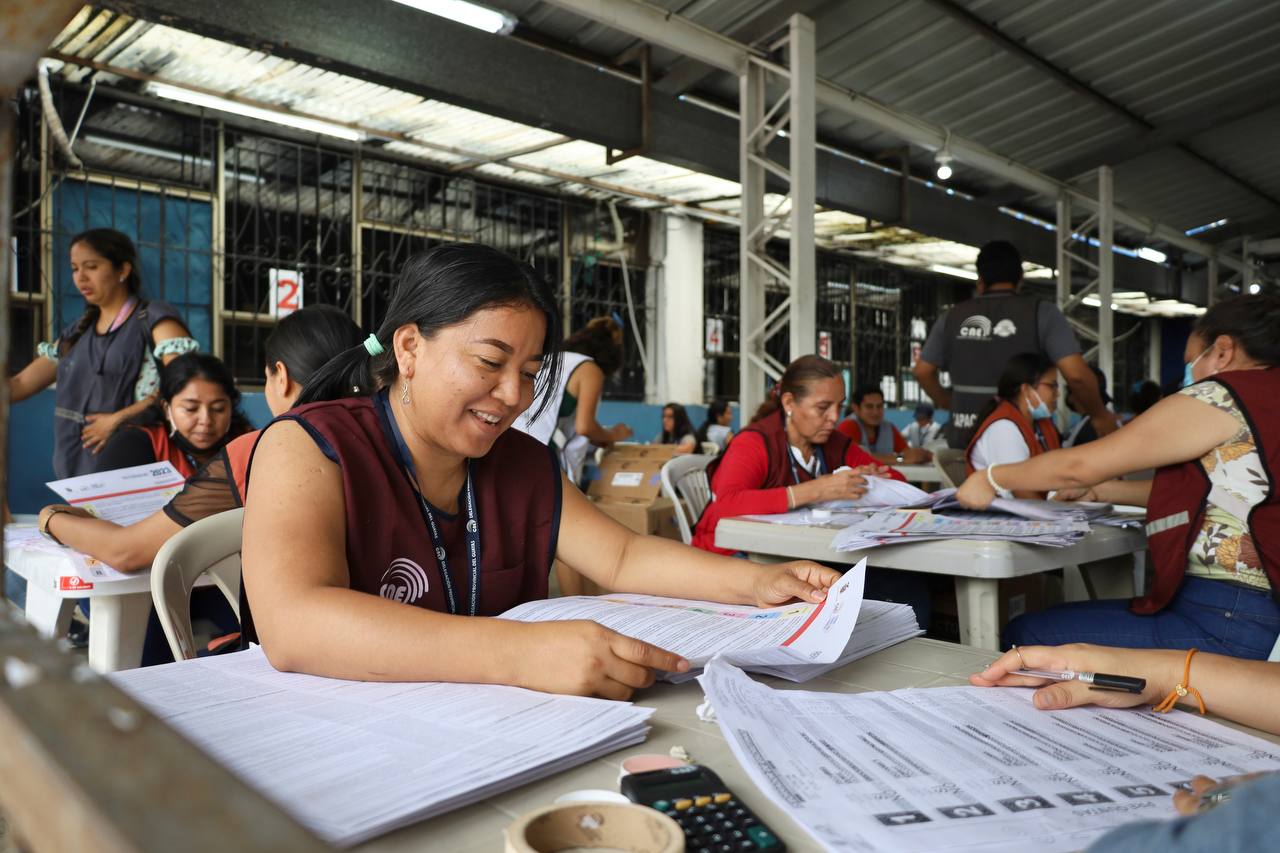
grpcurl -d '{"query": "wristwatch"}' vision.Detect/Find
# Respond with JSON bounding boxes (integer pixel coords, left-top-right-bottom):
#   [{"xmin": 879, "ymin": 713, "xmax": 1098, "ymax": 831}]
[{"xmin": 39, "ymin": 507, "xmax": 71, "ymax": 546}]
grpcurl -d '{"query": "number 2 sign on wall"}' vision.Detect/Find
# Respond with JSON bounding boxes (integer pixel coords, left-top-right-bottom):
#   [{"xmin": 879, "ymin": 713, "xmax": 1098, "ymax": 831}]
[{"xmin": 269, "ymin": 268, "xmax": 304, "ymax": 318}]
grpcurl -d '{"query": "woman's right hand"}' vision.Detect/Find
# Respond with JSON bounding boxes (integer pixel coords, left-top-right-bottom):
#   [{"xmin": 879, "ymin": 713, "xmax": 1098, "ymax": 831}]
[
  {"xmin": 610, "ymin": 423, "xmax": 634, "ymax": 442},
  {"xmin": 515, "ymin": 620, "xmax": 688, "ymax": 700},
  {"xmin": 814, "ymin": 469, "xmax": 868, "ymax": 502}
]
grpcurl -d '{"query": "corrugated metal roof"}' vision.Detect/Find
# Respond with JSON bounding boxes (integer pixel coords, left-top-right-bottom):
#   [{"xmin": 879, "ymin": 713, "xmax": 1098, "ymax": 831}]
[{"xmin": 508, "ymin": 0, "xmax": 1280, "ymax": 243}]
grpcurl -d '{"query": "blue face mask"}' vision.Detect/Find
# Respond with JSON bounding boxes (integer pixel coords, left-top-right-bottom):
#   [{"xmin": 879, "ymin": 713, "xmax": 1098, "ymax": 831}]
[
  {"xmin": 1182, "ymin": 347, "xmax": 1209, "ymax": 388},
  {"xmin": 1026, "ymin": 389, "xmax": 1052, "ymax": 420}
]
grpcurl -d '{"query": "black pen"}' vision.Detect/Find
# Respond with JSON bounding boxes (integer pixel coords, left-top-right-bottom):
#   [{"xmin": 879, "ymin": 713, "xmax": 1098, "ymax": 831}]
[{"xmin": 1015, "ymin": 668, "xmax": 1147, "ymax": 694}]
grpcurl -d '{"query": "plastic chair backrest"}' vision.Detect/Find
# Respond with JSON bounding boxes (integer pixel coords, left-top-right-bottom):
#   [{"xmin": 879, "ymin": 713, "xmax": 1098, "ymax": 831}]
[
  {"xmin": 1269, "ymin": 631, "xmax": 1280, "ymax": 662},
  {"xmin": 150, "ymin": 508, "xmax": 244, "ymax": 662},
  {"xmin": 660, "ymin": 454, "xmax": 713, "ymax": 545},
  {"xmin": 934, "ymin": 448, "xmax": 968, "ymax": 489}
]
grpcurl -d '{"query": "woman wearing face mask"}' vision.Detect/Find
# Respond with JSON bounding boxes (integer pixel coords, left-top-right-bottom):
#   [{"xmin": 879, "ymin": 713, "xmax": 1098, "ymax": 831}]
[
  {"xmin": 8, "ymin": 229, "xmax": 197, "ymax": 477},
  {"xmin": 89, "ymin": 353, "xmax": 252, "ymax": 477},
  {"xmin": 240, "ymin": 245, "xmax": 841, "ymax": 699},
  {"xmin": 35, "ymin": 306, "xmax": 361, "ymax": 573},
  {"xmin": 964, "ymin": 352, "xmax": 1061, "ymax": 498},
  {"xmin": 691, "ymin": 355, "xmax": 906, "ymax": 556},
  {"xmin": 955, "ymin": 294, "xmax": 1280, "ymax": 658}
]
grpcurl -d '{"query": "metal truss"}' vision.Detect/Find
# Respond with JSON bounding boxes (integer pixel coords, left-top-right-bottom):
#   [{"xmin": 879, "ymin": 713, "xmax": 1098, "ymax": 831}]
[{"xmin": 739, "ymin": 14, "xmax": 816, "ymax": 418}]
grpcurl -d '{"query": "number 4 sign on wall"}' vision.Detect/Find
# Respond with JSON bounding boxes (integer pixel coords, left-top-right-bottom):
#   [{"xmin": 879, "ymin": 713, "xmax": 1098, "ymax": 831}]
[{"xmin": 269, "ymin": 268, "xmax": 304, "ymax": 318}]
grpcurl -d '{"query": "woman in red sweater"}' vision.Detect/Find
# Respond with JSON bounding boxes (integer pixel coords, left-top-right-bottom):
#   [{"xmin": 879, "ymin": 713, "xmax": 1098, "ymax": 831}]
[{"xmin": 692, "ymin": 355, "xmax": 906, "ymax": 554}]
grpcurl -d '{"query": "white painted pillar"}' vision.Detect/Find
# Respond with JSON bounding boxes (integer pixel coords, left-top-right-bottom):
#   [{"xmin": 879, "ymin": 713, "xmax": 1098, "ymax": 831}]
[{"xmin": 658, "ymin": 213, "xmax": 705, "ymax": 405}]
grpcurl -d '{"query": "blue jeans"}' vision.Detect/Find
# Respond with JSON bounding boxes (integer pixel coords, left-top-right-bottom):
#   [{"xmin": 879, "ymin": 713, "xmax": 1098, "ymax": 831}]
[{"xmin": 1004, "ymin": 576, "xmax": 1280, "ymax": 660}]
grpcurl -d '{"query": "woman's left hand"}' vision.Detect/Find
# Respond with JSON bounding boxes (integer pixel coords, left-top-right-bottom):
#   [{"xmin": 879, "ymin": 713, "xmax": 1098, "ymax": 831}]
[
  {"xmin": 850, "ymin": 463, "xmax": 892, "ymax": 479},
  {"xmin": 956, "ymin": 469, "xmax": 997, "ymax": 509},
  {"xmin": 751, "ymin": 561, "xmax": 842, "ymax": 606},
  {"xmin": 81, "ymin": 411, "xmax": 124, "ymax": 453}
]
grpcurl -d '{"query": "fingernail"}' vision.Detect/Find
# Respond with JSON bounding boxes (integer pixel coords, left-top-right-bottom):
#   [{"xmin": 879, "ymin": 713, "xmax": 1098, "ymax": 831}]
[
  {"xmin": 813, "ymin": 589, "xmax": 827, "ymax": 601},
  {"xmin": 676, "ymin": 659, "xmax": 689, "ymax": 672}
]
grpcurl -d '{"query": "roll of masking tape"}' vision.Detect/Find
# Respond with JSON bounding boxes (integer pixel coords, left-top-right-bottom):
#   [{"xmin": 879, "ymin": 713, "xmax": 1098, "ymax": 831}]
[{"xmin": 504, "ymin": 800, "xmax": 684, "ymax": 853}]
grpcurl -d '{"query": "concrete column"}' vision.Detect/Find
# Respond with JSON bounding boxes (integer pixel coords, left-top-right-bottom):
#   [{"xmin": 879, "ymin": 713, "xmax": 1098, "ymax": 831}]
[{"xmin": 657, "ymin": 213, "xmax": 705, "ymax": 405}]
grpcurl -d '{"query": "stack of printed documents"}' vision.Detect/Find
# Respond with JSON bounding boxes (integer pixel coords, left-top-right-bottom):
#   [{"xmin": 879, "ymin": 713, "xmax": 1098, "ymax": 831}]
[
  {"xmin": 831, "ymin": 509, "xmax": 1091, "ymax": 551},
  {"xmin": 699, "ymin": 659, "xmax": 1280, "ymax": 852},
  {"xmin": 111, "ymin": 647, "xmax": 654, "ymax": 846},
  {"xmin": 502, "ymin": 559, "xmax": 922, "ymax": 683}
]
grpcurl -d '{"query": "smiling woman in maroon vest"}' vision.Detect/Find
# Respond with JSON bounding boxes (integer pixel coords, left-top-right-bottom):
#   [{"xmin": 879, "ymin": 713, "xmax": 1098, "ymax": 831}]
[
  {"xmin": 955, "ymin": 294, "xmax": 1280, "ymax": 659},
  {"xmin": 239, "ymin": 244, "xmax": 841, "ymax": 699}
]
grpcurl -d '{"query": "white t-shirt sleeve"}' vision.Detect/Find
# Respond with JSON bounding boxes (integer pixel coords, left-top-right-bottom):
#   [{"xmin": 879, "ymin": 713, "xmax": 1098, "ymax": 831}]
[{"xmin": 969, "ymin": 420, "xmax": 1032, "ymax": 470}]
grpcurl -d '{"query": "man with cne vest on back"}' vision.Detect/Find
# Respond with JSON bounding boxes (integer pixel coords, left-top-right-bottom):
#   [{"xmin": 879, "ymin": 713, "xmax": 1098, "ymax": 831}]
[
  {"xmin": 913, "ymin": 240, "xmax": 1119, "ymax": 448},
  {"xmin": 952, "ymin": 294, "xmax": 1280, "ymax": 660}
]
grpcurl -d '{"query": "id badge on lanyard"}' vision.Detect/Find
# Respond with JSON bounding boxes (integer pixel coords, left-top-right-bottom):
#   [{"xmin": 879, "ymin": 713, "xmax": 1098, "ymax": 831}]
[
  {"xmin": 378, "ymin": 391, "xmax": 481, "ymax": 616},
  {"xmin": 787, "ymin": 446, "xmax": 826, "ymax": 485}
]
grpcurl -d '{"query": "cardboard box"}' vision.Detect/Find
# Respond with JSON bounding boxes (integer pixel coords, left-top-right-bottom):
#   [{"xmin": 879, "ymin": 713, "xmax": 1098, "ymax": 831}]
[{"xmin": 587, "ymin": 443, "xmax": 684, "ymax": 541}]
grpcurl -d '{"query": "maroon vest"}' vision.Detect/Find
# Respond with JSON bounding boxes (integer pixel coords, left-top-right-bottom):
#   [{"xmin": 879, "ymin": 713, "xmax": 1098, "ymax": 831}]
[
  {"xmin": 1133, "ymin": 368, "xmax": 1280, "ymax": 614},
  {"xmin": 705, "ymin": 408, "xmax": 852, "ymax": 491},
  {"xmin": 240, "ymin": 395, "xmax": 560, "ymax": 642}
]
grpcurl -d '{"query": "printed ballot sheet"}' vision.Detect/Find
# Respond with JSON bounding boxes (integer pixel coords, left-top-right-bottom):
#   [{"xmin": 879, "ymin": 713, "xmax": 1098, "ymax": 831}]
[
  {"xmin": 700, "ymin": 660, "xmax": 1280, "ymax": 853},
  {"xmin": 111, "ymin": 646, "xmax": 654, "ymax": 846},
  {"xmin": 47, "ymin": 461, "xmax": 185, "ymax": 525},
  {"xmin": 502, "ymin": 559, "xmax": 870, "ymax": 671}
]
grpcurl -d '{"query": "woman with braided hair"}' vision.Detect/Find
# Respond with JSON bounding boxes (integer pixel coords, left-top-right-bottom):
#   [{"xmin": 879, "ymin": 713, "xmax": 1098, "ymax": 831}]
[{"xmin": 9, "ymin": 229, "xmax": 196, "ymax": 477}]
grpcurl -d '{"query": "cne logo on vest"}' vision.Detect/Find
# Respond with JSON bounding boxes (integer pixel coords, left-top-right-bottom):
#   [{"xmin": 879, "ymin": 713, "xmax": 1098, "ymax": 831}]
[
  {"xmin": 379, "ymin": 557, "xmax": 429, "ymax": 604},
  {"xmin": 992, "ymin": 318, "xmax": 1018, "ymax": 338},
  {"xmin": 958, "ymin": 315, "xmax": 992, "ymax": 339}
]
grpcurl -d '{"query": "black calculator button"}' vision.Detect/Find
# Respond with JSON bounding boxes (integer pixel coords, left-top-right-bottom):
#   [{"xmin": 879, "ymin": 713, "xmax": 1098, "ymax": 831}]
[
  {"xmin": 722, "ymin": 820, "xmax": 736, "ymax": 830},
  {"xmin": 731, "ymin": 829, "xmax": 746, "ymax": 840},
  {"xmin": 719, "ymin": 844, "xmax": 735, "ymax": 853},
  {"xmin": 711, "ymin": 833, "xmax": 724, "ymax": 843},
  {"xmin": 738, "ymin": 842, "xmax": 755, "ymax": 851}
]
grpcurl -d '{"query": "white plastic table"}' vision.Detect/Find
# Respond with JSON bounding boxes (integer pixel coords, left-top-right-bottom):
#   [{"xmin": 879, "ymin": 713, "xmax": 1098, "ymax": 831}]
[
  {"xmin": 715, "ymin": 518, "xmax": 1148, "ymax": 650},
  {"xmin": 352, "ymin": 637, "xmax": 1280, "ymax": 852},
  {"xmin": 5, "ymin": 532, "xmax": 210, "ymax": 673}
]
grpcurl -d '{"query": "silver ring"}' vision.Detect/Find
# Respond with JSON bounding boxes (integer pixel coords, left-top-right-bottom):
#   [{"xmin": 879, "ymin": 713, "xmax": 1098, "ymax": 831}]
[{"xmin": 1012, "ymin": 644, "xmax": 1027, "ymax": 669}]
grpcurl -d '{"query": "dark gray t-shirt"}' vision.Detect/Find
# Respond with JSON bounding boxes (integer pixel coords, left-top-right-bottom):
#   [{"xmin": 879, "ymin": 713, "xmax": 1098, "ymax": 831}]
[{"xmin": 920, "ymin": 293, "xmax": 1080, "ymax": 369}]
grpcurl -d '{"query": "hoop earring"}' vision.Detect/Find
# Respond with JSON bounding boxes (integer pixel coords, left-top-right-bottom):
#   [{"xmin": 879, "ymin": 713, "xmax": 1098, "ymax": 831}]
[{"xmin": 400, "ymin": 380, "xmax": 411, "ymax": 407}]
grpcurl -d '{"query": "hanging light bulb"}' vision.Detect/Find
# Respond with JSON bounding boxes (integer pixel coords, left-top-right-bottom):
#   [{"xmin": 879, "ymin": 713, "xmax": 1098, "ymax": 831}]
[{"xmin": 935, "ymin": 153, "xmax": 953, "ymax": 181}]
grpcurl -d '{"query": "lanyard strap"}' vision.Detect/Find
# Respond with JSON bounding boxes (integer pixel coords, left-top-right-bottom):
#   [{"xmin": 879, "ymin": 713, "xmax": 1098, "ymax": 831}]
[
  {"xmin": 787, "ymin": 443, "xmax": 826, "ymax": 485},
  {"xmin": 379, "ymin": 391, "xmax": 480, "ymax": 616},
  {"xmin": 106, "ymin": 296, "xmax": 139, "ymax": 334}
]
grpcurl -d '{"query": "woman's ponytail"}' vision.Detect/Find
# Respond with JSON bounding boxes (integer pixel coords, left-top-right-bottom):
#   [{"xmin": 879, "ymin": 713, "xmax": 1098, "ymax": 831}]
[{"xmin": 294, "ymin": 342, "xmax": 379, "ymax": 407}]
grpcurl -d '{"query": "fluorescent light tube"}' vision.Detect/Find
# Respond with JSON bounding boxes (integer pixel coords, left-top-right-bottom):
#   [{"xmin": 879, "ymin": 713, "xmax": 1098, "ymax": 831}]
[
  {"xmin": 146, "ymin": 82, "xmax": 365, "ymax": 142},
  {"xmin": 929, "ymin": 264, "xmax": 977, "ymax": 280},
  {"xmin": 389, "ymin": 0, "xmax": 518, "ymax": 34}
]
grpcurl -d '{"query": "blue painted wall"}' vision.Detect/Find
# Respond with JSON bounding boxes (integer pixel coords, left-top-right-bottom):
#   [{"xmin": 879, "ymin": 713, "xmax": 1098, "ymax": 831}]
[{"xmin": 52, "ymin": 182, "xmax": 213, "ymax": 348}]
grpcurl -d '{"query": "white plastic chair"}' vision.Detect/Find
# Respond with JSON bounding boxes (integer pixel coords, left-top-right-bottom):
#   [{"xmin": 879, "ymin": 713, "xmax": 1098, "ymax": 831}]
[
  {"xmin": 933, "ymin": 448, "xmax": 968, "ymax": 489},
  {"xmin": 1269, "ymin": 632, "xmax": 1280, "ymax": 662},
  {"xmin": 660, "ymin": 454, "xmax": 714, "ymax": 545},
  {"xmin": 150, "ymin": 508, "xmax": 244, "ymax": 661}
]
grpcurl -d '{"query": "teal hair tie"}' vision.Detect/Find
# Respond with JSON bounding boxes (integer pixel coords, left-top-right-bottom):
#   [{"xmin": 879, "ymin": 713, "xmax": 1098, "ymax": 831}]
[{"xmin": 363, "ymin": 334, "xmax": 385, "ymax": 357}]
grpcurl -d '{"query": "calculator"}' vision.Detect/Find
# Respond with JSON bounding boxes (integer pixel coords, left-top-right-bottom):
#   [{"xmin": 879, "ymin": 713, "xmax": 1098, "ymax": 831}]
[{"xmin": 620, "ymin": 764, "xmax": 786, "ymax": 852}]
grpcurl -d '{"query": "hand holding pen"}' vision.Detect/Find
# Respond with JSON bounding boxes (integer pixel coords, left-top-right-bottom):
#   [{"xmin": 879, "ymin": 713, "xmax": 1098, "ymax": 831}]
[{"xmin": 969, "ymin": 643, "xmax": 1166, "ymax": 711}]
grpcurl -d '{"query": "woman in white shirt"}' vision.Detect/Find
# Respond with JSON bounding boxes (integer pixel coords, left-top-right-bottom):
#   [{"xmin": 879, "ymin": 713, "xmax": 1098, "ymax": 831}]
[{"xmin": 965, "ymin": 352, "xmax": 1062, "ymax": 497}]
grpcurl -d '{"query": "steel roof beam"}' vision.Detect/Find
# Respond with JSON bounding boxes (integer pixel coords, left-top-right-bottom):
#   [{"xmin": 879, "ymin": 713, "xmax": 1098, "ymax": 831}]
[
  {"xmin": 539, "ymin": 0, "xmax": 1252, "ymax": 275},
  {"xmin": 95, "ymin": 0, "xmax": 1172, "ymax": 293}
]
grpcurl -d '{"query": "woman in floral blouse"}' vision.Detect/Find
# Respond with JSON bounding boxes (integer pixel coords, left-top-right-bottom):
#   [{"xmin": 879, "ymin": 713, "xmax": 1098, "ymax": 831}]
[{"xmin": 956, "ymin": 294, "xmax": 1280, "ymax": 659}]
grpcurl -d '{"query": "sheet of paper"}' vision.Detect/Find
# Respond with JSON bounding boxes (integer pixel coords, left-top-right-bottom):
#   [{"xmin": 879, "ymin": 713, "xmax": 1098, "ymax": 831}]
[
  {"xmin": 502, "ymin": 559, "xmax": 870, "ymax": 669},
  {"xmin": 5, "ymin": 523, "xmax": 137, "ymax": 586},
  {"xmin": 46, "ymin": 462, "xmax": 185, "ymax": 525},
  {"xmin": 832, "ymin": 510, "xmax": 1091, "ymax": 551},
  {"xmin": 815, "ymin": 476, "xmax": 932, "ymax": 510},
  {"xmin": 699, "ymin": 660, "xmax": 1280, "ymax": 853},
  {"xmin": 110, "ymin": 647, "xmax": 654, "ymax": 846}
]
